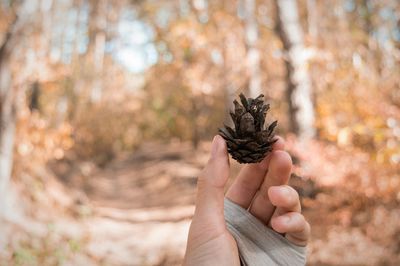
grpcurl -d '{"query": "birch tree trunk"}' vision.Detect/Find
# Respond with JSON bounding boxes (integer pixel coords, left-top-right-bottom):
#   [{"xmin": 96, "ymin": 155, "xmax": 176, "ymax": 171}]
[
  {"xmin": 307, "ymin": 0, "xmax": 318, "ymax": 40},
  {"xmin": 275, "ymin": 0, "xmax": 316, "ymax": 140},
  {"xmin": 0, "ymin": 16, "xmax": 19, "ymax": 202},
  {"xmin": 0, "ymin": 1, "xmax": 38, "ymax": 215},
  {"xmin": 244, "ymin": 0, "xmax": 261, "ymax": 98},
  {"xmin": 0, "ymin": 75, "xmax": 16, "ymax": 200},
  {"xmin": 87, "ymin": 0, "xmax": 107, "ymax": 103}
]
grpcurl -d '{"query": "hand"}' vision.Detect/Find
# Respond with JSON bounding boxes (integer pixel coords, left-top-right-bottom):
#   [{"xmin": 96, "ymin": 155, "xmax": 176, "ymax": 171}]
[{"xmin": 183, "ymin": 135, "xmax": 310, "ymax": 266}]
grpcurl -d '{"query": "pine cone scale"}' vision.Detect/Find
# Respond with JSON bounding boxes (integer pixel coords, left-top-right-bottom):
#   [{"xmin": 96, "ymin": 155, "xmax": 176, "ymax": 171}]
[{"xmin": 219, "ymin": 93, "xmax": 277, "ymax": 164}]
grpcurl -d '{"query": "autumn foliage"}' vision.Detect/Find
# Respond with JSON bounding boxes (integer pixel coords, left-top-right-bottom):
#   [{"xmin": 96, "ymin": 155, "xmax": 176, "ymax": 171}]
[{"xmin": 1, "ymin": 0, "xmax": 400, "ymax": 265}]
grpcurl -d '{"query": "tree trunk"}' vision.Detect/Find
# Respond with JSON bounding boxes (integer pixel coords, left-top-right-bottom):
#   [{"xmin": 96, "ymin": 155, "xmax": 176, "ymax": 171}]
[
  {"xmin": 307, "ymin": 0, "xmax": 318, "ymax": 40},
  {"xmin": 28, "ymin": 81, "xmax": 40, "ymax": 112},
  {"xmin": 0, "ymin": 73, "xmax": 16, "ymax": 201},
  {"xmin": 90, "ymin": 31, "xmax": 106, "ymax": 102},
  {"xmin": 0, "ymin": 16, "xmax": 18, "ymax": 207},
  {"xmin": 222, "ymin": 42, "xmax": 236, "ymax": 126},
  {"xmin": 179, "ymin": 0, "xmax": 191, "ymax": 17},
  {"xmin": 244, "ymin": 0, "xmax": 261, "ymax": 98},
  {"xmin": 87, "ymin": 0, "xmax": 107, "ymax": 103},
  {"xmin": 275, "ymin": 0, "xmax": 316, "ymax": 140},
  {"xmin": 0, "ymin": 0, "xmax": 37, "ymax": 215}
]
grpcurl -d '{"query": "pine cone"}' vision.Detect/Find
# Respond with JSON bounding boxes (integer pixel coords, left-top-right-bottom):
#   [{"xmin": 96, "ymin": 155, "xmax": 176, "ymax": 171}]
[{"xmin": 219, "ymin": 93, "xmax": 278, "ymax": 164}]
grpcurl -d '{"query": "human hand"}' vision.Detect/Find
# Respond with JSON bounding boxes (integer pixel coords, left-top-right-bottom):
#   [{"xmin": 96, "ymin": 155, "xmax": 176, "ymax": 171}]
[{"xmin": 183, "ymin": 135, "xmax": 310, "ymax": 266}]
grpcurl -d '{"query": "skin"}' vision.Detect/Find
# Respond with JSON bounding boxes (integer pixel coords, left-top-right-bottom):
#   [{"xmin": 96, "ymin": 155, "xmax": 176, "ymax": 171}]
[{"xmin": 183, "ymin": 135, "xmax": 310, "ymax": 266}]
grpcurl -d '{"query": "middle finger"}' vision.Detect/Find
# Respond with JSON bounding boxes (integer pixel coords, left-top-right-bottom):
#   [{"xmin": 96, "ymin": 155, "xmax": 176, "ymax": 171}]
[
  {"xmin": 225, "ymin": 137, "xmax": 285, "ymax": 209},
  {"xmin": 248, "ymin": 151, "xmax": 292, "ymax": 223}
]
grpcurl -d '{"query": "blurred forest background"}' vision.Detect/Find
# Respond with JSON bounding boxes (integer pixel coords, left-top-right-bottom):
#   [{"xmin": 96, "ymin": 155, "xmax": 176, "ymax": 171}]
[{"xmin": 0, "ymin": 0, "xmax": 400, "ymax": 265}]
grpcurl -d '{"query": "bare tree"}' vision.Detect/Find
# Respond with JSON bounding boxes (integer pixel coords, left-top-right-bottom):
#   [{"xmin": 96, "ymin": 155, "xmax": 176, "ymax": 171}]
[
  {"xmin": 0, "ymin": 0, "xmax": 45, "ymax": 215},
  {"xmin": 275, "ymin": 0, "xmax": 316, "ymax": 140},
  {"xmin": 0, "ymin": 17, "xmax": 18, "ymax": 201},
  {"xmin": 243, "ymin": 0, "xmax": 261, "ymax": 98},
  {"xmin": 0, "ymin": 0, "xmax": 36, "ymax": 212},
  {"xmin": 87, "ymin": 0, "xmax": 107, "ymax": 102},
  {"xmin": 307, "ymin": 0, "xmax": 318, "ymax": 40}
]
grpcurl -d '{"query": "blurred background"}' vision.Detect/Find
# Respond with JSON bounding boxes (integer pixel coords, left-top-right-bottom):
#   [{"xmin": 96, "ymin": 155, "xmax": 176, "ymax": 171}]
[{"xmin": 0, "ymin": 0, "xmax": 400, "ymax": 265}]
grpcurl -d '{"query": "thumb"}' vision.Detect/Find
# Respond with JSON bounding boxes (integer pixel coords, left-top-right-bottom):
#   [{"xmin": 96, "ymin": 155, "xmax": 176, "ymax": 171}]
[{"xmin": 193, "ymin": 135, "xmax": 230, "ymax": 223}]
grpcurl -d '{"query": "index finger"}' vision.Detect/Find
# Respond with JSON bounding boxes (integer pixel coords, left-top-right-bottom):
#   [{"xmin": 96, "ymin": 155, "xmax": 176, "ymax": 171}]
[{"xmin": 225, "ymin": 136, "xmax": 285, "ymax": 209}]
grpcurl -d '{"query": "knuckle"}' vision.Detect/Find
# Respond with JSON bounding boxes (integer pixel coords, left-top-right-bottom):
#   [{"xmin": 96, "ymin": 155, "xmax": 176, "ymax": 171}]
[
  {"xmin": 287, "ymin": 186, "xmax": 300, "ymax": 202},
  {"xmin": 290, "ymin": 212, "xmax": 304, "ymax": 225},
  {"xmin": 282, "ymin": 185, "xmax": 300, "ymax": 208},
  {"xmin": 260, "ymin": 184, "xmax": 270, "ymax": 202},
  {"xmin": 285, "ymin": 212, "xmax": 305, "ymax": 231},
  {"xmin": 272, "ymin": 151, "xmax": 293, "ymax": 168}
]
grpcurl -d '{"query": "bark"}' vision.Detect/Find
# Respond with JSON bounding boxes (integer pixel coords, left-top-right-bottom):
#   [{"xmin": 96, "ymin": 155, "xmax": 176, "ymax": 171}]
[
  {"xmin": 190, "ymin": 96, "xmax": 199, "ymax": 149},
  {"xmin": 179, "ymin": 0, "xmax": 191, "ymax": 17},
  {"xmin": 361, "ymin": 0, "xmax": 373, "ymax": 35},
  {"xmin": 307, "ymin": 0, "xmax": 318, "ymax": 40},
  {"xmin": 90, "ymin": 30, "xmax": 106, "ymax": 102},
  {"xmin": 29, "ymin": 81, "xmax": 40, "ymax": 111},
  {"xmin": 244, "ymin": 0, "xmax": 261, "ymax": 98},
  {"xmin": 222, "ymin": 40, "xmax": 236, "ymax": 126},
  {"xmin": 275, "ymin": 0, "xmax": 316, "ymax": 140},
  {"xmin": 0, "ymin": 15, "xmax": 18, "ymax": 205},
  {"xmin": 87, "ymin": 0, "xmax": 107, "ymax": 103},
  {"xmin": 40, "ymin": 0, "xmax": 53, "ymax": 59},
  {"xmin": 0, "ymin": 0, "xmax": 37, "ymax": 213}
]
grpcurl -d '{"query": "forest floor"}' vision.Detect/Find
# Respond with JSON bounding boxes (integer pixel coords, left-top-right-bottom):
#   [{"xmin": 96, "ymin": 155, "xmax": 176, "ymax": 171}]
[{"xmin": 1, "ymin": 140, "xmax": 400, "ymax": 265}]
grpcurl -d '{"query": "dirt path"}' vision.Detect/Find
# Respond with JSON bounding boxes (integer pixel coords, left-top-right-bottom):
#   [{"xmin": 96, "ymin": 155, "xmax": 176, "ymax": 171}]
[
  {"xmin": 54, "ymin": 141, "xmax": 400, "ymax": 266},
  {"xmin": 59, "ymin": 142, "xmax": 210, "ymax": 265},
  {"xmin": 4, "ymin": 141, "xmax": 400, "ymax": 265}
]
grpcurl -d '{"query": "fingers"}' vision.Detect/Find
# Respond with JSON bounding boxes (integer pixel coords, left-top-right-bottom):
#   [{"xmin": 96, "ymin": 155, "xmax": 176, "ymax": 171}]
[
  {"xmin": 268, "ymin": 185, "xmax": 301, "ymax": 215},
  {"xmin": 270, "ymin": 212, "xmax": 311, "ymax": 247},
  {"xmin": 269, "ymin": 185, "xmax": 310, "ymax": 246},
  {"xmin": 193, "ymin": 135, "xmax": 230, "ymax": 226},
  {"xmin": 248, "ymin": 151, "xmax": 292, "ymax": 222},
  {"xmin": 225, "ymin": 136, "xmax": 285, "ymax": 209}
]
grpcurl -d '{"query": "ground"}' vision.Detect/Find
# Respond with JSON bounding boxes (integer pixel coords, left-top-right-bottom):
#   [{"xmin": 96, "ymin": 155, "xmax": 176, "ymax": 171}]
[{"xmin": 1, "ymin": 140, "xmax": 400, "ymax": 265}]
